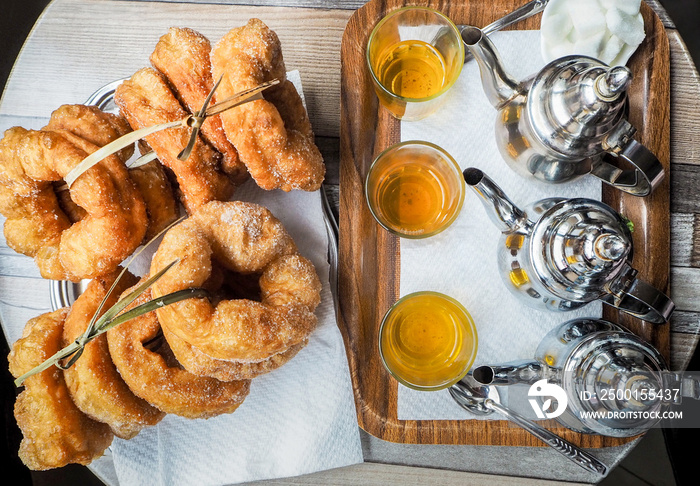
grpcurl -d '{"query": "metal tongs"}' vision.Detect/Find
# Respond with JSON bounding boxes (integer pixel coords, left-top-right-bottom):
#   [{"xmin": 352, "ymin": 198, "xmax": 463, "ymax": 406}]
[{"xmin": 64, "ymin": 77, "xmax": 281, "ymax": 188}]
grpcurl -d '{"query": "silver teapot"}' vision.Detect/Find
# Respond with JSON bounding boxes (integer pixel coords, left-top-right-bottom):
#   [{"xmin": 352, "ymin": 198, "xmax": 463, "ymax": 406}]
[
  {"xmin": 464, "ymin": 167, "xmax": 674, "ymax": 323},
  {"xmin": 472, "ymin": 318, "xmax": 699, "ymax": 437},
  {"xmin": 461, "ymin": 26, "xmax": 664, "ymax": 196}
]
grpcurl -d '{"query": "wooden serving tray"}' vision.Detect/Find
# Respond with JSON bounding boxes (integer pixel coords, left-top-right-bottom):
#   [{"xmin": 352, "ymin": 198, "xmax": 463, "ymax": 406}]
[{"xmin": 338, "ymin": 0, "xmax": 670, "ymax": 447}]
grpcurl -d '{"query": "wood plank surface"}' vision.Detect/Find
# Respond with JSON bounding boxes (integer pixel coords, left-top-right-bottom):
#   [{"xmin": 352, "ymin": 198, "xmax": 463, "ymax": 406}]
[
  {"xmin": 126, "ymin": 0, "xmax": 366, "ymax": 9},
  {"xmin": 0, "ymin": 0, "xmax": 351, "ymax": 138},
  {"xmin": 670, "ymin": 311, "xmax": 700, "ymax": 335},
  {"xmin": 644, "ymin": 0, "xmax": 675, "ymax": 28},
  {"xmin": 669, "ymin": 31, "xmax": 700, "ymax": 164},
  {"xmin": 124, "ymin": 0, "xmax": 677, "ymax": 29},
  {"xmin": 242, "ymin": 463, "xmax": 587, "ymax": 485},
  {"xmin": 339, "ymin": 0, "xmax": 675, "ymax": 448},
  {"xmin": 670, "ymin": 213, "xmax": 695, "ymax": 266},
  {"xmin": 669, "ymin": 267, "xmax": 700, "ymax": 312},
  {"xmin": 671, "ymin": 331, "xmax": 700, "ymax": 372}
]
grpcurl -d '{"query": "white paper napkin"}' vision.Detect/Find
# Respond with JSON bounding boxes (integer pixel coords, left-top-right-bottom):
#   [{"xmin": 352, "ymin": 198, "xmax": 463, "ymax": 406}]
[{"xmin": 397, "ymin": 31, "xmax": 603, "ymax": 420}]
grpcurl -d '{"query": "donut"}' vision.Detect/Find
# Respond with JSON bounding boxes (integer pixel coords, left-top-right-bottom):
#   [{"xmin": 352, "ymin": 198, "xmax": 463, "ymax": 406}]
[
  {"xmin": 211, "ymin": 19, "xmax": 325, "ymax": 192},
  {"xmin": 106, "ymin": 286, "xmax": 251, "ymax": 419},
  {"xmin": 163, "ymin": 323, "xmax": 306, "ymax": 381},
  {"xmin": 126, "ymin": 159, "xmax": 179, "ymax": 240},
  {"xmin": 0, "ymin": 124, "xmax": 148, "ymax": 281},
  {"xmin": 8, "ymin": 309, "xmax": 114, "ymax": 470},
  {"xmin": 62, "ymin": 270, "xmax": 165, "ymax": 439},
  {"xmin": 150, "ymin": 201, "xmax": 321, "ymax": 364}
]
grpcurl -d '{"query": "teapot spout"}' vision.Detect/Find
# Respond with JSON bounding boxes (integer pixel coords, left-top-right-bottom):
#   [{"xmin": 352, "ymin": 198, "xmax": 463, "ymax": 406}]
[
  {"xmin": 473, "ymin": 360, "xmax": 545, "ymax": 386},
  {"xmin": 463, "ymin": 168, "xmax": 528, "ymax": 233},
  {"xmin": 461, "ymin": 26, "xmax": 521, "ymax": 108}
]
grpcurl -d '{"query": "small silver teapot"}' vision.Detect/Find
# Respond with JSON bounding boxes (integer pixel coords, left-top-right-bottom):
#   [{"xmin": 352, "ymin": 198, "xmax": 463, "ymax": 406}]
[
  {"xmin": 472, "ymin": 318, "xmax": 699, "ymax": 437},
  {"xmin": 464, "ymin": 167, "xmax": 674, "ymax": 323},
  {"xmin": 461, "ymin": 26, "xmax": 664, "ymax": 196}
]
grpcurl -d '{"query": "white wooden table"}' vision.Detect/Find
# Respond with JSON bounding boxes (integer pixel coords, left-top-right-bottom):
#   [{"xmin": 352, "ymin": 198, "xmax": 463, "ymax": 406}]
[{"xmin": 1, "ymin": 0, "xmax": 699, "ymax": 484}]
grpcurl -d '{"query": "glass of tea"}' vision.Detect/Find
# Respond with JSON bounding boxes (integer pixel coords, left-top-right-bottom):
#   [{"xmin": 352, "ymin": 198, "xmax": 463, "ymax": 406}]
[
  {"xmin": 365, "ymin": 140, "xmax": 465, "ymax": 238},
  {"xmin": 379, "ymin": 291, "xmax": 478, "ymax": 391},
  {"xmin": 366, "ymin": 6, "xmax": 464, "ymax": 121}
]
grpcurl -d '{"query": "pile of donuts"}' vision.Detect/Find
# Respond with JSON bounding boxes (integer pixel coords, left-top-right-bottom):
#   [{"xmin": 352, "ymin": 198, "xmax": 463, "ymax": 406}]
[{"xmin": 1, "ymin": 19, "xmax": 324, "ymax": 471}]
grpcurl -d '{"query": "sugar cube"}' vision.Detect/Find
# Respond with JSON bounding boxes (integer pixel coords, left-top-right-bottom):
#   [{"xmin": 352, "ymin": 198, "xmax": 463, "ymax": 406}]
[
  {"xmin": 574, "ymin": 30, "xmax": 608, "ymax": 59},
  {"xmin": 541, "ymin": 12, "xmax": 574, "ymax": 41},
  {"xmin": 615, "ymin": 0, "xmax": 642, "ymax": 16},
  {"xmin": 606, "ymin": 8, "xmax": 645, "ymax": 46},
  {"xmin": 543, "ymin": 39, "xmax": 576, "ymax": 62},
  {"xmin": 599, "ymin": 34, "xmax": 626, "ymax": 64},
  {"xmin": 599, "ymin": 0, "xmax": 641, "ymax": 15},
  {"xmin": 569, "ymin": 0, "xmax": 607, "ymax": 39}
]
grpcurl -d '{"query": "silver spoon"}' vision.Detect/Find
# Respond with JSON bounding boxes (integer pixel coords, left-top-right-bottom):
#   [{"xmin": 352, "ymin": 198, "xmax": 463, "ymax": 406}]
[{"xmin": 449, "ymin": 375, "xmax": 608, "ymax": 476}]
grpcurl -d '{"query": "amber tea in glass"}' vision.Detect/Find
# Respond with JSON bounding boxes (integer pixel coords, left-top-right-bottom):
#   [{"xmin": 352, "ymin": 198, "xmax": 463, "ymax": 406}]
[
  {"xmin": 379, "ymin": 291, "xmax": 478, "ymax": 391},
  {"xmin": 365, "ymin": 141, "xmax": 465, "ymax": 238},
  {"xmin": 367, "ymin": 7, "xmax": 464, "ymax": 121},
  {"xmin": 375, "ymin": 40, "xmax": 447, "ymax": 99}
]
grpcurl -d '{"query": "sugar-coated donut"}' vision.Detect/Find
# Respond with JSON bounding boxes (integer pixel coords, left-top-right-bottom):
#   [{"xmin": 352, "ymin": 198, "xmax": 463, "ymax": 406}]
[
  {"xmin": 0, "ymin": 123, "xmax": 148, "ymax": 281},
  {"xmin": 150, "ymin": 201, "xmax": 321, "ymax": 363},
  {"xmin": 211, "ymin": 19, "xmax": 325, "ymax": 192},
  {"xmin": 163, "ymin": 322, "xmax": 306, "ymax": 382},
  {"xmin": 115, "ymin": 67, "xmax": 235, "ymax": 213},
  {"xmin": 8, "ymin": 309, "xmax": 114, "ymax": 470},
  {"xmin": 62, "ymin": 270, "xmax": 165, "ymax": 439},
  {"xmin": 44, "ymin": 104, "xmax": 179, "ymax": 241},
  {"xmin": 151, "ymin": 27, "xmax": 249, "ymax": 186},
  {"xmin": 107, "ymin": 286, "xmax": 251, "ymax": 419}
]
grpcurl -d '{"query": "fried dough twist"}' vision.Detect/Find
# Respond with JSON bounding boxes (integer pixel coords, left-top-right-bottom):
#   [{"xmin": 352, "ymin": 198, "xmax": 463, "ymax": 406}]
[
  {"xmin": 107, "ymin": 286, "xmax": 251, "ymax": 419},
  {"xmin": 127, "ymin": 161, "xmax": 180, "ymax": 240},
  {"xmin": 62, "ymin": 270, "xmax": 165, "ymax": 439},
  {"xmin": 162, "ymin": 325, "xmax": 306, "ymax": 382},
  {"xmin": 160, "ymin": 252, "xmax": 320, "ymax": 381},
  {"xmin": 211, "ymin": 19, "xmax": 325, "ymax": 192},
  {"xmin": 45, "ymin": 104, "xmax": 179, "ymax": 240},
  {"xmin": 0, "ymin": 125, "xmax": 148, "ymax": 281},
  {"xmin": 46, "ymin": 104, "xmax": 134, "ymax": 161},
  {"xmin": 8, "ymin": 309, "xmax": 114, "ymax": 470},
  {"xmin": 151, "ymin": 27, "xmax": 248, "ymax": 185},
  {"xmin": 115, "ymin": 67, "xmax": 234, "ymax": 213}
]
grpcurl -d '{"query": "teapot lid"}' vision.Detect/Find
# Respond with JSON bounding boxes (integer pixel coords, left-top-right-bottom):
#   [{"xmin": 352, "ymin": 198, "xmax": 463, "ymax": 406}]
[
  {"xmin": 527, "ymin": 56, "xmax": 632, "ymax": 158},
  {"xmin": 529, "ymin": 198, "xmax": 633, "ymax": 302}
]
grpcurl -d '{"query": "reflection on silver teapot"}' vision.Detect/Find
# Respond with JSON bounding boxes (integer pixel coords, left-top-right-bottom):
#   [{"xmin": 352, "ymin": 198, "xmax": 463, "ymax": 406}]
[
  {"xmin": 461, "ymin": 26, "xmax": 664, "ymax": 196},
  {"xmin": 472, "ymin": 318, "xmax": 699, "ymax": 438},
  {"xmin": 464, "ymin": 167, "xmax": 674, "ymax": 323}
]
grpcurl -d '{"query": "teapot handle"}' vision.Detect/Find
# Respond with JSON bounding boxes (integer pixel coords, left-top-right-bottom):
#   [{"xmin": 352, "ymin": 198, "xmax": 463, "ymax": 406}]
[
  {"xmin": 603, "ymin": 265, "xmax": 675, "ymax": 324},
  {"xmin": 590, "ymin": 139, "xmax": 665, "ymax": 197}
]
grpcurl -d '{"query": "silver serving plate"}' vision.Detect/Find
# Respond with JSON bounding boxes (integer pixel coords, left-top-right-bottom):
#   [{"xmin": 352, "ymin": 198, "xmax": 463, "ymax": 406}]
[{"xmin": 49, "ymin": 81, "xmax": 340, "ymax": 310}]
